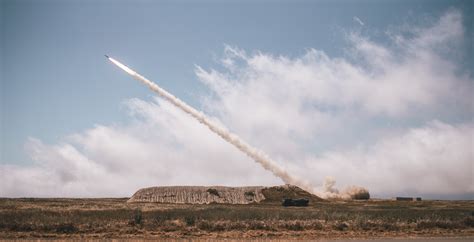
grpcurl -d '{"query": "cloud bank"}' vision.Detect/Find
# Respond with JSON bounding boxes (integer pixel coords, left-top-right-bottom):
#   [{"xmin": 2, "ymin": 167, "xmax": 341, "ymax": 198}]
[{"xmin": 1, "ymin": 10, "xmax": 472, "ymax": 198}]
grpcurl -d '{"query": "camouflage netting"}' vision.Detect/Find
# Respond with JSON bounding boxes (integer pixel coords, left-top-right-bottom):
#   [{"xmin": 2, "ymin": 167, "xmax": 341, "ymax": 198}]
[
  {"xmin": 128, "ymin": 186, "xmax": 266, "ymax": 204},
  {"xmin": 261, "ymin": 184, "xmax": 324, "ymax": 203},
  {"xmin": 128, "ymin": 184, "xmax": 324, "ymax": 204}
]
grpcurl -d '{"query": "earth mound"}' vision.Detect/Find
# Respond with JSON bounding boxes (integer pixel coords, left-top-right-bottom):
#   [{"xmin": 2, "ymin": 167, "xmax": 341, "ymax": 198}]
[
  {"xmin": 261, "ymin": 184, "xmax": 323, "ymax": 203},
  {"xmin": 128, "ymin": 184, "xmax": 323, "ymax": 204}
]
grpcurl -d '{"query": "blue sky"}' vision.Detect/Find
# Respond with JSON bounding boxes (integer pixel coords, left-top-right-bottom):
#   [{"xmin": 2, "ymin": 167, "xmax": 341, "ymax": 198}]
[{"xmin": 1, "ymin": 0, "xmax": 473, "ymax": 198}]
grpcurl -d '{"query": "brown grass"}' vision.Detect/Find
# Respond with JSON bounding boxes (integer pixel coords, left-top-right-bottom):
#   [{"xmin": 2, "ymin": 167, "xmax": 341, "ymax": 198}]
[{"xmin": 0, "ymin": 198, "xmax": 473, "ymax": 239}]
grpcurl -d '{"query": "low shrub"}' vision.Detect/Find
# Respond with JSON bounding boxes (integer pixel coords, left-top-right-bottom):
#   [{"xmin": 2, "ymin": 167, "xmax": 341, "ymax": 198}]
[
  {"xmin": 334, "ymin": 222, "xmax": 349, "ymax": 231},
  {"xmin": 55, "ymin": 223, "xmax": 76, "ymax": 233},
  {"xmin": 249, "ymin": 221, "xmax": 270, "ymax": 230},
  {"xmin": 133, "ymin": 209, "xmax": 142, "ymax": 226},
  {"xmin": 380, "ymin": 222, "xmax": 399, "ymax": 231},
  {"xmin": 309, "ymin": 221, "xmax": 324, "ymax": 230},
  {"xmin": 416, "ymin": 220, "xmax": 458, "ymax": 230},
  {"xmin": 196, "ymin": 220, "xmax": 210, "ymax": 231},
  {"xmin": 356, "ymin": 221, "xmax": 377, "ymax": 231},
  {"xmin": 284, "ymin": 222, "xmax": 304, "ymax": 231},
  {"xmin": 463, "ymin": 216, "xmax": 474, "ymax": 227},
  {"xmin": 184, "ymin": 216, "xmax": 196, "ymax": 226}
]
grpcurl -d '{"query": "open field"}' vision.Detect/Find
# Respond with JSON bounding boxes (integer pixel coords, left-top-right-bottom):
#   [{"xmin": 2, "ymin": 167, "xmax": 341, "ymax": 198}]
[{"xmin": 0, "ymin": 198, "xmax": 473, "ymax": 239}]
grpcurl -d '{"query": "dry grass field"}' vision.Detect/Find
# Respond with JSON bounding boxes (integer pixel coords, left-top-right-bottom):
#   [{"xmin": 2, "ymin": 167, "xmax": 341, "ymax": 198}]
[{"xmin": 0, "ymin": 198, "xmax": 473, "ymax": 239}]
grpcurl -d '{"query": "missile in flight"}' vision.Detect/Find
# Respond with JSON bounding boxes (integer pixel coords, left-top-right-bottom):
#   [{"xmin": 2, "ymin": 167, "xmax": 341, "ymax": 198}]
[{"xmin": 105, "ymin": 55, "xmax": 315, "ymax": 195}]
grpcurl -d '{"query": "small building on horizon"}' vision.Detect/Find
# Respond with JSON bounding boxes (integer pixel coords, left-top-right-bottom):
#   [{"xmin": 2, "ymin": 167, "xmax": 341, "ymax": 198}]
[{"xmin": 394, "ymin": 197, "xmax": 422, "ymax": 201}]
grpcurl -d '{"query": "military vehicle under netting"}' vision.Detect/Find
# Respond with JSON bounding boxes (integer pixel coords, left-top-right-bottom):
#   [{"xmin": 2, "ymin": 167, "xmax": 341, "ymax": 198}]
[{"xmin": 282, "ymin": 198, "xmax": 309, "ymax": 206}]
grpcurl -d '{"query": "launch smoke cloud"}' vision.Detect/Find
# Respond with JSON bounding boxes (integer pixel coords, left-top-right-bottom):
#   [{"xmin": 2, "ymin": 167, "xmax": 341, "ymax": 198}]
[{"xmin": 106, "ymin": 56, "xmax": 367, "ymax": 199}]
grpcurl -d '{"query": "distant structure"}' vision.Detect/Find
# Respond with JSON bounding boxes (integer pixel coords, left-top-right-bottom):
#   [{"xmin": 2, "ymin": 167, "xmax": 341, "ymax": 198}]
[
  {"xmin": 395, "ymin": 197, "xmax": 422, "ymax": 201},
  {"xmin": 128, "ymin": 184, "xmax": 323, "ymax": 204}
]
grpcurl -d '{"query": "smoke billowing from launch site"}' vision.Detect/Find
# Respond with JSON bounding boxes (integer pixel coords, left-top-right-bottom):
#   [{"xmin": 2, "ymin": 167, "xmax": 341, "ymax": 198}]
[{"xmin": 107, "ymin": 56, "xmax": 333, "ymax": 197}]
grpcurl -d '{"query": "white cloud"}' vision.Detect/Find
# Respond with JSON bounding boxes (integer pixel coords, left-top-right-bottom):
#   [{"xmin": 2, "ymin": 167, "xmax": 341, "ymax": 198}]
[
  {"xmin": 1, "ymin": 10, "xmax": 472, "ymax": 198},
  {"xmin": 303, "ymin": 121, "xmax": 474, "ymax": 196},
  {"xmin": 1, "ymin": 98, "xmax": 281, "ymax": 197}
]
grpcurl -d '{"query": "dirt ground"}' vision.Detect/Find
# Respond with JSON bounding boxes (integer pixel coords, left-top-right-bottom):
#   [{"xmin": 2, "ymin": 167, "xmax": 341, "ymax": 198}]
[{"xmin": 0, "ymin": 198, "xmax": 473, "ymax": 239}]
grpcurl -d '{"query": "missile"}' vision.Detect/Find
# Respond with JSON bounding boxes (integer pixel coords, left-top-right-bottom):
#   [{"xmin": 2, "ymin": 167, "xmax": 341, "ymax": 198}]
[
  {"xmin": 106, "ymin": 55, "xmax": 137, "ymax": 76},
  {"xmin": 105, "ymin": 55, "xmax": 188, "ymax": 116},
  {"xmin": 104, "ymin": 55, "xmax": 305, "ymax": 192}
]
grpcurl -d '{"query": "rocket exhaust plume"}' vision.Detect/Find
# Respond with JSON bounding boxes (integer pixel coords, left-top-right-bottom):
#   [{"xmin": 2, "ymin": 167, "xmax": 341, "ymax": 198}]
[{"xmin": 105, "ymin": 55, "xmax": 315, "ymax": 194}]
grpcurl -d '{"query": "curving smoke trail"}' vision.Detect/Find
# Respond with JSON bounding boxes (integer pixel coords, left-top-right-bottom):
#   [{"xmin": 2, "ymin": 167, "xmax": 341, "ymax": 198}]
[{"xmin": 107, "ymin": 56, "xmax": 369, "ymax": 199}]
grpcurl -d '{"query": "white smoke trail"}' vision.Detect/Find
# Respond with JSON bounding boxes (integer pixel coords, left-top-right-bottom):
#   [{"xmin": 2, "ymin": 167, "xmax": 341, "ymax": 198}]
[
  {"xmin": 108, "ymin": 56, "xmax": 371, "ymax": 199},
  {"xmin": 107, "ymin": 57, "xmax": 315, "ymax": 194}
]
